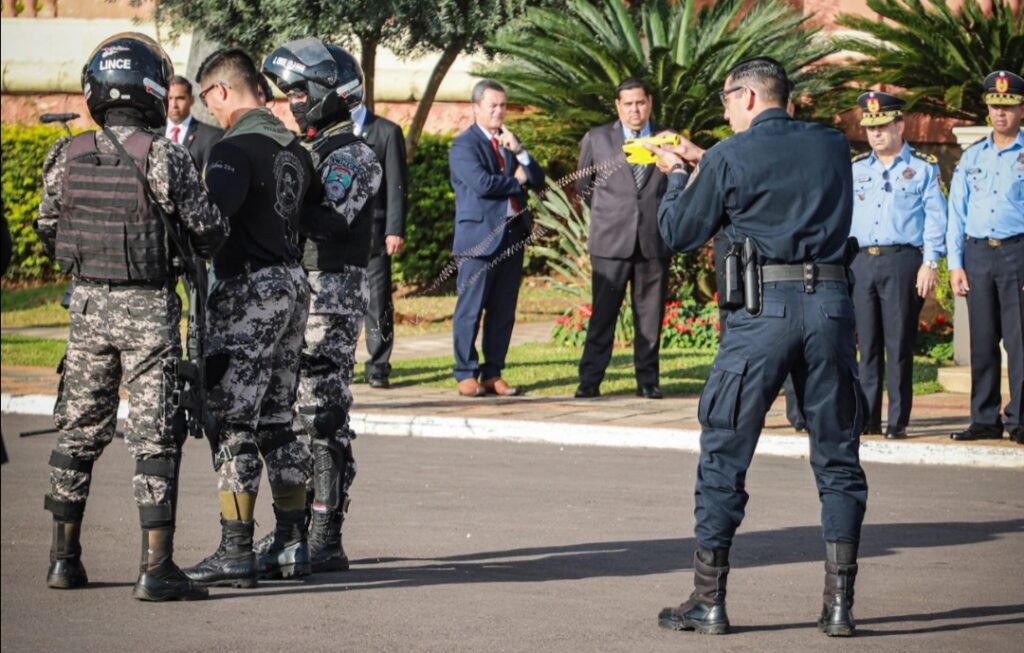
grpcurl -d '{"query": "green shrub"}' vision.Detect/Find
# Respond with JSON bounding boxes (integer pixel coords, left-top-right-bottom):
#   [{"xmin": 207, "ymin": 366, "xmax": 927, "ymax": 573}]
[
  {"xmin": 1, "ymin": 124, "xmax": 67, "ymax": 280},
  {"xmin": 395, "ymin": 132, "xmax": 456, "ymax": 289}
]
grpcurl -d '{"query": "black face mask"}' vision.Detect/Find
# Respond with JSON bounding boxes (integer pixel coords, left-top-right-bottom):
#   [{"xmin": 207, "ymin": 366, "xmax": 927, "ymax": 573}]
[{"xmin": 289, "ymin": 100, "xmax": 309, "ymax": 133}]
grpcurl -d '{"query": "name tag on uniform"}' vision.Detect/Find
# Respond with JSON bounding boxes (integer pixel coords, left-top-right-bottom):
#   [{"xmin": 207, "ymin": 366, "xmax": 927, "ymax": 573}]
[{"xmin": 857, "ymin": 175, "xmax": 871, "ymax": 183}]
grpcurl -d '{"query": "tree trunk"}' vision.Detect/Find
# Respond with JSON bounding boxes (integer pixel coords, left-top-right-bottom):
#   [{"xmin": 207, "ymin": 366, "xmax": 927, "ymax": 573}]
[
  {"xmin": 359, "ymin": 36, "xmax": 379, "ymax": 112},
  {"xmin": 405, "ymin": 39, "xmax": 464, "ymax": 163}
]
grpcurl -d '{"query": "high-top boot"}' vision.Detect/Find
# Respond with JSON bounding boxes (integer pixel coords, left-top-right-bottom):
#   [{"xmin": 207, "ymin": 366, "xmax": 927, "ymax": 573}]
[
  {"xmin": 133, "ymin": 527, "xmax": 208, "ymax": 601},
  {"xmin": 308, "ymin": 507, "xmax": 349, "ymax": 572},
  {"xmin": 658, "ymin": 548, "xmax": 730, "ymax": 635},
  {"xmin": 183, "ymin": 518, "xmax": 257, "ymax": 588},
  {"xmin": 255, "ymin": 506, "xmax": 310, "ymax": 579},
  {"xmin": 818, "ymin": 541, "xmax": 858, "ymax": 637},
  {"xmin": 46, "ymin": 517, "xmax": 88, "ymax": 589}
]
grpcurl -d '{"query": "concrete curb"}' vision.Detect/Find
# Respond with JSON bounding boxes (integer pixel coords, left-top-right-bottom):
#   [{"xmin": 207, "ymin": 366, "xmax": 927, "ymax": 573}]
[{"xmin": 4, "ymin": 393, "xmax": 1022, "ymax": 469}]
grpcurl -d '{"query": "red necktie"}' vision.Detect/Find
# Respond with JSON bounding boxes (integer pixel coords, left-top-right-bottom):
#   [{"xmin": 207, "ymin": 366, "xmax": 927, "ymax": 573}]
[
  {"xmin": 490, "ymin": 136, "xmax": 521, "ymax": 213},
  {"xmin": 170, "ymin": 126, "xmax": 181, "ymax": 144}
]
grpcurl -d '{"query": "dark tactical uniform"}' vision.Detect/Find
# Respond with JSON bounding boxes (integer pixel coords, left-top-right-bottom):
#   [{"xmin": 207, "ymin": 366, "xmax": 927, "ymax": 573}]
[
  {"xmin": 296, "ymin": 124, "xmax": 381, "ymax": 510},
  {"xmin": 36, "ymin": 125, "xmax": 226, "ymax": 519},
  {"xmin": 850, "ymin": 92, "xmax": 947, "ymax": 437},
  {"xmin": 947, "ymin": 71, "xmax": 1024, "ymax": 443},
  {"xmin": 202, "ymin": 109, "xmax": 316, "ymax": 496},
  {"xmin": 657, "ymin": 106, "xmax": 868, "ymax": 636}
]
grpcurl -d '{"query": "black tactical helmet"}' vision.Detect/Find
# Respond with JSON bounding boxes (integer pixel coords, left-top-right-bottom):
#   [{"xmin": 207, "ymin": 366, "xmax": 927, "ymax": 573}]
[
  {"xmin": 81, "ymin": 32, "xmax": 174, "ymax": 128},
  {"xmin": 262, "ymin": 37, "xmax": 364, "ymax": 133}
]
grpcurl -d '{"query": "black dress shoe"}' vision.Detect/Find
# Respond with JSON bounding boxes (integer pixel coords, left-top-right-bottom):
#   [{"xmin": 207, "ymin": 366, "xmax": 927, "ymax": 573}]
[
  {"xmin": 862, "ymin": 424, "xmax": 883, "ymax": 436},
  {"xmin": 636, "ymin": 384, "xmax": 663, "ymax": 399},
  {"xmin": 950, "ymin": 425, "xmax": 1004, "ymax": 441},
  {"xmin": 792, "ymin": 421, "xmax": 807, "ymax": 433},
  {"xmin": 368, "ymin": 376, "xmax": 390, "ymax": 389},
  {"xmin": 1010, "ymin": 428, "xmax": 1024, "ymax": 445},
  {"xmin": 575, "ymin": 384, "xmax": 600, "ymax": 399},
  {"xmin": 885, "ymin": 427, "xmax": 907, "ymax": 439}
]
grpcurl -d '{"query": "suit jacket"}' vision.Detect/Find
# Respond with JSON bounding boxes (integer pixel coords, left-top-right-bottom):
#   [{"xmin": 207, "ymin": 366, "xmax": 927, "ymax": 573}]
[
  {"xmin": 449, "ymin": 125, "xmax": 545, "ymax": 257},
  {"xmin": 576, "ymin": 121, "xmax": 671, "ymax": 260},
  {"xmin": 360, "ymin": 111, "xmax": 409, "ymax": 251},
  {"xmin": 179, "ymin": 118, "xmax": 223, "ymax": 175}
]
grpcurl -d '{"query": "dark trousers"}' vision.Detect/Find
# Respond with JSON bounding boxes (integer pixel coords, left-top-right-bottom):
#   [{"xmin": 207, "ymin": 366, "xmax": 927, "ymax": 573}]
[
  {"xmin": 695, "ymin": 281, "xmax": 868, "ymax": 550},
  {"xmin": 364, "ymin": 245, "xmax": 394, "ymax": 379},
  {"xmin": 964, "ymin": 238, "xmax": 1024, "ymax": 429},
  {"xmin": 715, "ymin": 233, "xmax": 804, "ymax": 427},
  {"xmin": 452, "ymin": 237, "xmax": 524, "ymax": 382},
  {"xmin": 850, "ymin": 248, "xmax": 924, "ymax": 429},
  {"xmin": 579, "ymin": 252, "xmax": 668, "ymax": 386}
]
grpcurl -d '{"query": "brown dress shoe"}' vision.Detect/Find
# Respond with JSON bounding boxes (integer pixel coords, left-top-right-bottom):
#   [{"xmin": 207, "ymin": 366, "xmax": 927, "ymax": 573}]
[
  {"xmin": 481, "ymin": 377, "xmax": 519, "ymax": 396},
  {"xmin": 457, "ymin": 378, "xmax": 486, "ymax": 397}
]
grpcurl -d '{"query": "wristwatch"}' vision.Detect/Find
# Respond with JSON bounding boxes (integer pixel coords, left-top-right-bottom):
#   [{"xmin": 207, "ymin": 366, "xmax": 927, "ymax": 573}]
[
  {"xmin": 669, "ymin": 163, "xmax": 687, "ymax": 175},
  {"xmin": 926, "ymin": 260, "xmax": 939, "ymax": 270}
]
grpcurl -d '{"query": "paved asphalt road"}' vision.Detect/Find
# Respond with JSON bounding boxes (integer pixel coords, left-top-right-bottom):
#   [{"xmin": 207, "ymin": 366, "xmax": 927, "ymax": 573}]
[{"xmin": 1, "ymin": 413, "xmax": 1022, "ymax": 652}]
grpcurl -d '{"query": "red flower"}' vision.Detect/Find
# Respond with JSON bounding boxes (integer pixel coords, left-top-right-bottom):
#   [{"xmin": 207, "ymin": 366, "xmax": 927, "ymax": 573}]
[{"xmin": 934, "ymin": 314, "xmax": 946, "ymax": 326}]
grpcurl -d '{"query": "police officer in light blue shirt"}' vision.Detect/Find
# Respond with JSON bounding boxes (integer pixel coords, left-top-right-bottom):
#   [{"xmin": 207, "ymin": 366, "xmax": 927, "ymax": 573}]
[
  {"xmin": 850, "ymin": 91, "xmax": 947, "ymax": 439},
  {"xmin": 946, "ymin": 70, "xmax": 1024, "ymax": 444}
]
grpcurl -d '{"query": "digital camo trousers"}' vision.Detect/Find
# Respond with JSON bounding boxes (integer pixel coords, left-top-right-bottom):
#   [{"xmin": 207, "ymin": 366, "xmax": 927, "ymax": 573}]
[
  {"xmin": 206, "ymin": 264, "xmax": 312, "ymax": 494},
  {"xmin": 49, "ymin": 283, "xmax": 182, "ymax": 512},
  {"xmin": 296, "ymin": 267, "xmax": 368, "ymax": 495}
]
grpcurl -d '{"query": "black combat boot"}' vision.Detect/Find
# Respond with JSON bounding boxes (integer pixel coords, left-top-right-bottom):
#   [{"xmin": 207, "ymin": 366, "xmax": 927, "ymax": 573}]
[
  {"xmin": 133, "ymin": 527, "xmax": 208, "ymax": 601},
  {"xmin": 818, "ymin": 541, "xmax": 858, "ymax": 637},
  {"xmin": 183, "ymin": 518, "xmax": 257, "ymax": 588},
  {"xmin": 308, "ymin": 509, "xmax": 349, "ymax": 573},
  {"xmin": 255, "ymin": 506, "xmax": 310, "ymax": 579},
  {"xmin": 658, "ymin": 548, "xmax": 730, "ymax": 635},
  {"xmin": 46, "ymin": 517, "xmax": 88, "ymax": 589}
]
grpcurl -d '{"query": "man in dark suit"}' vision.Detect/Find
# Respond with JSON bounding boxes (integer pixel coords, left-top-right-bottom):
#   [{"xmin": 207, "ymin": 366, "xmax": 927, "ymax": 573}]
[
  {"xmin": 448, "ymin": 79, "xmax": 545, "ymax": 397},
  {"xmin": 165, "ymin": 75, "xmax": 223, "ymax": 173},
  {"xmin": 574, "ymin": 78, "xmax": 672, "ymax": 399},
  {"xmin": 353, "ymin": 102, "xmax": 409, "ymax": 389}
]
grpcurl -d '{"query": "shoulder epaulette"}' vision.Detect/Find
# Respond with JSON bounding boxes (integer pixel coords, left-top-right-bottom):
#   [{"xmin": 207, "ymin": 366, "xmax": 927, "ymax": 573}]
[
  {"xmin": 851, "ymin": 151, "xmax": 870, "ymax": 163},
  {"xmin": 911, "ymin": 149, "xmax": 938, "ymax": 165}
]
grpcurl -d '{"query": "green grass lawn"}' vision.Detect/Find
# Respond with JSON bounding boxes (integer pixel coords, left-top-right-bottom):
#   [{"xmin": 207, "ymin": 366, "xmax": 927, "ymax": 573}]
[
  {"xmin": 1, "ymin": 334, "xmax": 66, "ymax": 368},
  {"xmin": 1, "ymin": 280, "xmax": 573, "ymax": 334}
]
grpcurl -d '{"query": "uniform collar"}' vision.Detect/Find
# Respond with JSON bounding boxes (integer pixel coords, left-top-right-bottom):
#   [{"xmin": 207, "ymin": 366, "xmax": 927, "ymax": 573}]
[
  {"xmin": 981, "ymin": 129, "xmax": 1024, "ymax": 151},
  {"xmin": 868, "ymin": 141, "xmax": 911, "ymax": 167},
  {"xmin": 749, "ymin": 107, "xmax": 791, "ymax": 127}
]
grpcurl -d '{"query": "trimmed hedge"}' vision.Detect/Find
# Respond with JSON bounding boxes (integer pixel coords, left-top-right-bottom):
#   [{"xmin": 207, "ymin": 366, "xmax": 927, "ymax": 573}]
[
  {"xmin": 1, "ymin": 125, "xmax": 66, "ymax": 279},
  {"xmin": 395, "ymin": 132, "xmax": 456, "ymax": 288}
]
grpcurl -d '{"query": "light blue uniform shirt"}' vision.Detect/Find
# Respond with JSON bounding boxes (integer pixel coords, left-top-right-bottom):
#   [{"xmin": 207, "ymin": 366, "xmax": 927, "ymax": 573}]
[
  {"xmin": 946, "ymin": 130, "xmax": 1024, "ymax": 270},
  {"xmin": 622, "ymin": 122, "xmax": 651, "ymax": 139},
  {"xmin": 850, "ymin": 142, "xmax": 947, "ymax": 263}
]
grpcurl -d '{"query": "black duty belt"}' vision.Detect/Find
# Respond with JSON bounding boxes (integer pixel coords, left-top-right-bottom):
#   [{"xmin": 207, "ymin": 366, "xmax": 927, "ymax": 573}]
[
  {"xmin": 215, "ymin": 258, "xmax": 293, "ymax": 279},
  {"xmin": 861, "ymin": 244, "xmax": 918, "ymax": 256},
  {"xmin": 762, "ymin": 263, "xmax": 847, "ymax": 293},
  {"xmin": 966, "ymin": 234, "xmax": 1024, "ymax": 248},
  {"xmin": 76, "ymin": 278, "xmax": 169, "ymax": 290}
]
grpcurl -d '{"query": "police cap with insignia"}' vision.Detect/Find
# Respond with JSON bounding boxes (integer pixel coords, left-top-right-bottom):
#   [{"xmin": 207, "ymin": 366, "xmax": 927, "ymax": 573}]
[
  {"xmin": 983, "ymin": 70, "xmax": 1024, "ymax": 106},
  {"xmin": 857, "ymin": 91, "xmax": 905, "ymax": 127}
]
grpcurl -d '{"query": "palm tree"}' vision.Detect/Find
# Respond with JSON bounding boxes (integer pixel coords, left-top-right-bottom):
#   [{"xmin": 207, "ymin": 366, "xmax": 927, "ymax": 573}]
[
  {"xmin": 824, "ymin": 0, "xmax": 1023, "ymax": 123},
  {"xmin": 484, "ymin": 0, "xmax": 836, "ymax": 147}
]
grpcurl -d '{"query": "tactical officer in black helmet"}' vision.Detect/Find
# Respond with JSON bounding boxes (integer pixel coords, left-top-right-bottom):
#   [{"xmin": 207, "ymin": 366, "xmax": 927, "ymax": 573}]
[
  {"xmin": 33, "ymin": 32, "xmax": 228, "ymax": 601},
  {"xmin": 261, "ymin": 38, "xmax": 382, "ymax": 574},
  {"xmin": 648, "ymin": 57, "xmax": 868, "ymax": 637}
]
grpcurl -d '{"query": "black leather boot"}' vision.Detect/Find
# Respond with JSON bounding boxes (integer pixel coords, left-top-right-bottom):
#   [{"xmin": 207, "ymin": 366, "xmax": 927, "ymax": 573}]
[
  {"xmin": 308, "ymin": 509, "xmax": 349, "ymax": 573},
  {"xmin": 658, "ymin": 548, "xmax": 730, "ymax": 634},
  {"xmin": 255, "ymin": 506, "xmax": 310, "ymax": 579},
  {"xmin": 133, "ymin": 527, "xmax": 208, "ymax": 601},
  {"xmin": 818, "ymin": 541, "xmax": 858, "ymax": 637},
  {"xmin": 46, "ymin": 515, "xmax": 88, "ymax": 589},
  {"xmin": 183, "ymin": 518, "xmax": 257, "ymax": 588}
]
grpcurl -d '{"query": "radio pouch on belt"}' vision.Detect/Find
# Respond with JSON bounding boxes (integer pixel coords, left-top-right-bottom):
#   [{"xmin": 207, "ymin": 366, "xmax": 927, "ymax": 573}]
[
  {"xmin": 721, "ymin": 242, "xmax": 744, "ymax": 310},
  {"xmin": 742, "ymin": 237, "xmax": 762, "ymax": 316}
]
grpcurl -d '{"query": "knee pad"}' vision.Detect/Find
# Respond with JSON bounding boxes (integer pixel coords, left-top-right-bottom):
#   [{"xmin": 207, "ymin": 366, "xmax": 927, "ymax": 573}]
[
  {"xmin": 135, "ymin": 456, "xmax": 178, "ymax": 528},
  {"xmin": 310, "ymin": 440, "xmax": 347, "ymax": 510},
  {"xmin": 49, "ymin": 450, "xmax": 95, "ymax": 475},
  {"xmin": 44, "ymin": 495, "xmax": 86, "ymax": 521},
  {"xmin": 298, "ymin": 404, "xmax": 345, "ymax": 440}
]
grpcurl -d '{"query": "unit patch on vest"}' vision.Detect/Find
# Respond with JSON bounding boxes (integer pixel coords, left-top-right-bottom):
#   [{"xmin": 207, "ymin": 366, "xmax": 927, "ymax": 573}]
[{"xmin": 273, "ymin": 149, "xmax": 306, "ymax": 220}]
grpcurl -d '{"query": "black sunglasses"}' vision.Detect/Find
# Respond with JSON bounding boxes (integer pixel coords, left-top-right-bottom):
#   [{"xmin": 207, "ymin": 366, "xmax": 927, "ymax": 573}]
[
  {"xmin": 198, "ymin": 81, "xmax": 229, "ymax": 107},
  {"xmin": 881, "ymin": 169, "xmax": 892, "ymax": 193}
]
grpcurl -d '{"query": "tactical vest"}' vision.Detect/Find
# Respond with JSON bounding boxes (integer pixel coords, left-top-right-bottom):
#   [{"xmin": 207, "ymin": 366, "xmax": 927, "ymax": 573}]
[
  {"xmin": 302, "ymin": 132, "xmax": 375, "ymax": 272},
  {"xmin": 55, "ymin": 131, "xmax": 168, "ymax": 283}
]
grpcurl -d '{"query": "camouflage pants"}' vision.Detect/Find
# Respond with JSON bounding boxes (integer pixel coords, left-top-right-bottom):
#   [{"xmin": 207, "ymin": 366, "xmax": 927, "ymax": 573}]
[
  {"xmin": 206, "ymin": 264, "xmax": 312, "ymax": 494},
  {"xmin": 49, "ymin": 283, "xmax": 182, "ymax": 512},
  {"xmin": 296, "ymin": 267, "xmax": 368, "ymax": 494}
]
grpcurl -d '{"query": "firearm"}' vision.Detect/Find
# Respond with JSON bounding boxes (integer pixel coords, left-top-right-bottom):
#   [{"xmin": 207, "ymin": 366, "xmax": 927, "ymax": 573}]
[{"xmin": 622, "ymin": 133, "xmax": 681, "ymax": 165}]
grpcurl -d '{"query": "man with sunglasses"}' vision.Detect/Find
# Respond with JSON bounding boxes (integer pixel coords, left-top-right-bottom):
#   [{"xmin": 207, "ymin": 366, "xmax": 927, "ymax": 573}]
[
  {"xmin": 849, "ymin": 91, "xmax": 947, "ymax": 439},
  {"xmin": 946, "ymin": 70, "xmax": 1024, "ymax": 445},
  {"xmin": 649, "ymin": 57, "xmax": 867, "ymax": 637}
]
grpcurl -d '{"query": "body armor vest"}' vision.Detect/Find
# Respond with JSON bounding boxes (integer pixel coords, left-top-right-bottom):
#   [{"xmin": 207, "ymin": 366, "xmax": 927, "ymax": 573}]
[{"xmin": 56, "ymin": 131, "xmax": 168, "ymax": 283}]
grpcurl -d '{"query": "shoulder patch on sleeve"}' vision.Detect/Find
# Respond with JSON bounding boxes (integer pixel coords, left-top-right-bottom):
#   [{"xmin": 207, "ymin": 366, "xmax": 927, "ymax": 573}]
[
  {"xmin": 851, "ymin": 151, "xmax": 870, "ymax": 163},
  {"xmin": 321, "ymin": 148, "xmax": 359, "ymax": 204},
  {"xmin": 911, "ymin": 149, "xmax": 938, "ymax": 165}
]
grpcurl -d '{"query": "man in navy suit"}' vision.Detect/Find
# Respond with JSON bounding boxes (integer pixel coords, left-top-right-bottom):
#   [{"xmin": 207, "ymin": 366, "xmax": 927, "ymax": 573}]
[
  {"xmin": 165, "ymin": 75, "xmax": 224, "ymax": 174},
  {"xmin": 448, "ymin": 79, "xmax": 545, "ymax": 397}
]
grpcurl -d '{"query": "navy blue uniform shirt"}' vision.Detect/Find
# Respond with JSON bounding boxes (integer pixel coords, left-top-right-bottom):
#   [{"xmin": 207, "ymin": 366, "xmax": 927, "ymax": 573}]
[{"xmin": 658, "ymin": 108, "xmax": 854, "ymax": 264}]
